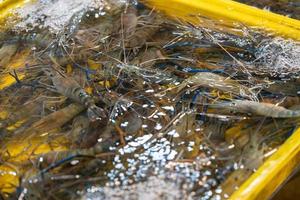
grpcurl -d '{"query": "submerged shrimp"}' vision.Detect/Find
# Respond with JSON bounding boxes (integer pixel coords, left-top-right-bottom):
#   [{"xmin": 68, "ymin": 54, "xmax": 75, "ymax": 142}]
[
  {"xmin": 43, "ymin": 66, "xmax": 106, "ymax": 121},
  {"xmin": 17, "ymin": 103, "xmax": 85, "ymax": 138},
  {"xmin": 121, "ymin": 6, "xmax": 138, "ymax": 38},
  {"xmin": 124, "ymin": 12, "xmax": 163, "ymax": 49},
  {"xmin": 35, "ymin": 123, "xmax": 117, "ymax": 166},
  {"xmin": 209, "ymin": 100, "xmax": 300, "ymax": 118},
  {"xmin": 0, "ymin": 95, "xmax": 66, "ymax": 130},
  {"xmin": 174, "ymin": 72, "xmax": 255, "ymax": 99},
  {"xmin": 130, "ymin": 46, "xmax": 165, "ymax": 67},
  {"xmin": 0, "ymin": 98, "xmax": 42, "ymax": 129},
  {"xmin": 69, "ymin": 115, "xmax": 90, "ymax": 149},
  {"xmin": 0, "ymin": 43, "xmax": 18, "ymax": 67}
]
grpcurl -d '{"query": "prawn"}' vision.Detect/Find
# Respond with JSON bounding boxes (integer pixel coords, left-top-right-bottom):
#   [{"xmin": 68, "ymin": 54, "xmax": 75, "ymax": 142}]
[
  {"xmin": 0, "ymin": 96, "xmax": 65, "ymax": 130},
  {"xmin": 121, "ymin": 6, "xmax": 139, "ymax": 38},
  {"xmin": 209, "ymin": 100, "xmax": 300, "ymax": 118},
  {"xmin": 69, "ymin": 115, "xmax": 107, "ymax": 149},
  {"xmin": 0, "ymin": 43, "xmax": 18, "ymax": 67},
  {"xmin": 69, "ymin": 115, "xmax": 90, "ymax": 149},
  {"xmin": 167, "ymin": 72, "xmax": 256, "ymax": 100},
  {"xmin": 123, "ymin": 13, "xmax": 163, "ymax": 49},
  {"xmin": 42, "ymin": 65, "xmax": 106, "ymax": 121},
  {"xmin": 37, "ymin": 143, "xmax": 112, "ymax": 167},
  {"xmin": 17, "ymin": 103, "xmax": 85, "ymax": 138},
  {"xmin": 35, "ymin": 123, "xmax": 118, "ymax": 166}
]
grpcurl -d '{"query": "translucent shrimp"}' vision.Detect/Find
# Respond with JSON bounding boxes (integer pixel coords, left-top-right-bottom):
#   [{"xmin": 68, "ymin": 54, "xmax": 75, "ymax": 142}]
[{"xmin": 171, "ymin": 72, "xmax": 256, "ymax": 100}]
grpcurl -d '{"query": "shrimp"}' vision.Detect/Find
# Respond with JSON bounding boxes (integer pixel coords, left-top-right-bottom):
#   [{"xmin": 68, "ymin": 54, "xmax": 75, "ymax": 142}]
[
  {"xmin": 69, "ymin": 114, "xmax": 108, "ymax": 149},
  {"xmin": 264, "ymin": 80, "xmax": 300, "ymax": 96},
  {"xmin": 74, "ymin": 11, "xmax": 117, "ymax": 50},
  {"xmin": 69, "ymin": 115, "xmax": 90, "ymax": 149},
  {"xmin": 209, "ymin": 100, "xmax": 300, "ymax": 118},
  {"xmin": 18, "ymin": 103, "xmax": 85, "ymax": 138},
  {"xmin": 0, "ymin": 43, "xmax": 18, "ymax": 67},
  {"xmin": 119, "ymin": 5, "xmax": 164, "ymax": 49},
  {"xmin": 220, "ymin": 132, "xmax": 266, "ymax": 197},
  {"xmin": 42, "ymin": 65, "xmax": 106, "ymax": 121},
  {"xmin": 3, "ymin": 30, "xmax": 54, "ymax": 49},
  {"xmin": 175, "ymin": 72, "xmax": 255, "ymax": 99},
  {"xmin": 38, "ymin": 143, "xmax": 111, "ymax": 166},
  {"xmin": 281, "ymin": 96, "xmax": 300, "ymax": 108},
  {"xmin": 0, "ymin": 95, "xmax": 65, "ymax": 130},
  {"xmin": 124, "ymin": 13, "xmax": 163, "ymax": 49},
  {"xmin": 103, "ymin": 52, "xmax": 177, "ymax": 84},
  {"xmin": 36, "ymin": 124, "xmax": 117, "ymax": 166},
  {"xmin": 130, "ymin": 46, "xmax": 165, "ymax": 67},
  {"xmin": 0, "ymin": 99, "xmax": 42, "ymax": 129},
  {"xmin": 121, "ymin": 6, "xmax": 138, "ymax": 38}
]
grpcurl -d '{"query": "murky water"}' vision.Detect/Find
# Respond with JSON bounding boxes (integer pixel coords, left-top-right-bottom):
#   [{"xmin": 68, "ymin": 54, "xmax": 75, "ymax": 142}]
[{"xmin": 0, "ymin": 0, "xmax": 299, "ymax": 199}]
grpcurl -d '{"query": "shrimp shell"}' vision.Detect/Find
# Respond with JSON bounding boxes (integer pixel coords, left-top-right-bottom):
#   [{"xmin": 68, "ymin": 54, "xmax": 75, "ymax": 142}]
[
  {"xmin": 178, "ymin": 72, "xmax": 255, "ymax": 99},
  {"xmin": 210, "ymin": 100, "xmax": 300, "ymax": 118},
  {"xmin": 18, "ymin": 103, "xmax": 85, "ymax": 138},
  {"xmin": 43, "ymin": 66, "xmax": 106, "ymax": 121}
]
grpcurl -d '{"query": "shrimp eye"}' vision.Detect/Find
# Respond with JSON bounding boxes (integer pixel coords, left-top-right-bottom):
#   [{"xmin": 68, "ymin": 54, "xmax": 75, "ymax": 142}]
[{"xmin": 79, "ymin": 91, "xmax": 86, "ymax": 97}]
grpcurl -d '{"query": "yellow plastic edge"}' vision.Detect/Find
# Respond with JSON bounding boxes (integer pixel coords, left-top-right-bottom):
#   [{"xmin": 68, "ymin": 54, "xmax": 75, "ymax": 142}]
[
  {"xmin": 142, "ymin": 0, "xmax": 300, "ymax": 41},
  {"xmin": 230, "ymin": 127, "xmax": 300, "ymax": 200},
  {"xmin": 0, "ymin": 0, "xmax": 30, "ymax": 19}
]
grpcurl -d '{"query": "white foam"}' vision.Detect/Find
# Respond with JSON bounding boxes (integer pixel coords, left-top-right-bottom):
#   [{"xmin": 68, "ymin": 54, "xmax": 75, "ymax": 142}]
[
  {"xmin": 254, "ymin": 37, "xmax": 300, "ymax": 77},
  {"xmin": 14, "ymin": 0, "xmax": 124, "ymax": 33}
]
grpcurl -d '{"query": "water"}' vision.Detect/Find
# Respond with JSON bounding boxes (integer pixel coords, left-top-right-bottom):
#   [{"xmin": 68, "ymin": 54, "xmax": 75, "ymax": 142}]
[{"xmin": 0, "ymin": 0, "xmax": 299, "ymax": 199}]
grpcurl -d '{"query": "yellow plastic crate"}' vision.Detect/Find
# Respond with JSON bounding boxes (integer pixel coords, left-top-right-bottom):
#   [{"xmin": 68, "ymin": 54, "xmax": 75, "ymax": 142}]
[
  {"xmin": 1, "ymin": 0, "xmax": 300, "ymax": 199},
  {"xmin": 142, "ymin": 0, "xmax": 300, "ymax": 41},
  {"xmin": 0, "ymin": 0, "xmax": 29, "ymax": 29}
]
